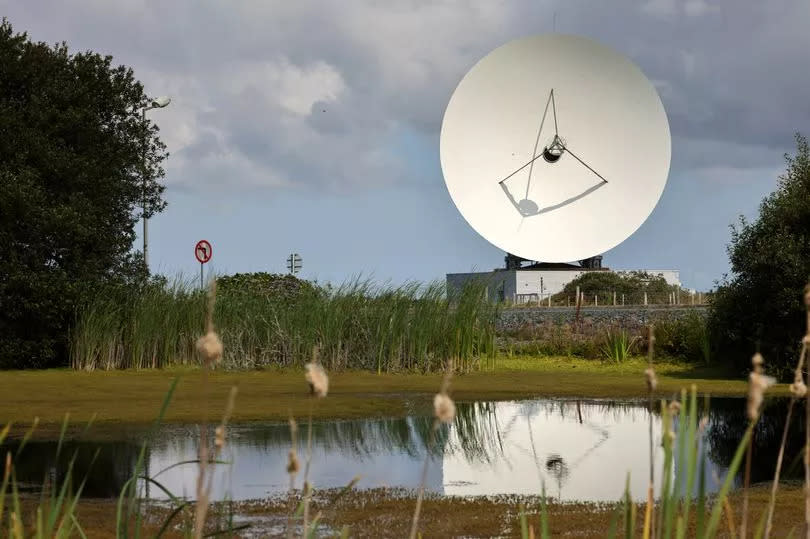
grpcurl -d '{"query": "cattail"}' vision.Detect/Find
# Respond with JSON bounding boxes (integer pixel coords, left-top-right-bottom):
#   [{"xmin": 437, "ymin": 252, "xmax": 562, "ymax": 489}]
[
  {"xmin": 747, "ymin": 371, "xmax": 776, "ymax": 420},
  {"xmin": 746, "ymin": 352, "xmax": 774, "ymax": 420},
  {"xmin": 747, "ymin": 372, "xmax": 765, "ymax": 420},
  {"xmin": 434, "ymin": 393, "xmax": 456, "ymax": 424},
  {"xmin": 196, "ymin": 331, "xmax": 223, "ymax": 364},
  {"xmin": 214, "ymin": 425, "xmax": 226, "ymax": 449},
  {"xmin": 644, "ymin": 367, "xmax": 657, "ymax": 392},
  {"xmin": 668, "ymin": 401, "xmax": 681, "ymax": 415},
  {"xmin": 791, "ymin": 369, "xmax": 808, "ymax": 398},
  {"xmin": 3, "ymin": 452, "xmax": 10, "ymax": 482},
  {"xmin": 287, "ymin": 449, "xmax": 300, "ymax": 474},
  {"xmin": 305, "ymin": 362, "xmax": 329, "ymax": 398},
  {"xmin": 10, "ymin": 512, "xmax": 22, "ymax": 538}
]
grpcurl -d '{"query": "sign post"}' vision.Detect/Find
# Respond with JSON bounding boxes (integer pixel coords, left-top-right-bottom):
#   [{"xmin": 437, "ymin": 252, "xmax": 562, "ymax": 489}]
[{"xmin": 195, "ymin": 240, "xmax": 213, "ymax": 289}]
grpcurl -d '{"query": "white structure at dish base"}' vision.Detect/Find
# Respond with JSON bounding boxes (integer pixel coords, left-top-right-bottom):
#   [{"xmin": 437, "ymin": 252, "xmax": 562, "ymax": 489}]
[{"xmin": 446, "ymin": 265, "xmax": 680, "ymax": 304}]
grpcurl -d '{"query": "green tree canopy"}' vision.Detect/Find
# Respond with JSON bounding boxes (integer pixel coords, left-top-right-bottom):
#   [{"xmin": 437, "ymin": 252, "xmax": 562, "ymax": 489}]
[
  {"xmin": 553, "ymin": 270, "xmax": 677, "ymax": 305},
  {"xmin": 0, "ymin": 19, "xmax": 168, "ymax": 368},
  {"xmin": 708, "ymin": 133, "xmax": 810, "ymax": 377}
]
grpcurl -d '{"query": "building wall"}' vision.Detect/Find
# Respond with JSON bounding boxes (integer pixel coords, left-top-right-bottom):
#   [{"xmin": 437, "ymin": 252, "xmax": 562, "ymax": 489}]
[
  {"xmin": 515, "ymin": 269, "xmax": 588, "ymax": 301},
  {"xmin": 497, "ymin": 305, "xmax": 707, "ymax": 332}
]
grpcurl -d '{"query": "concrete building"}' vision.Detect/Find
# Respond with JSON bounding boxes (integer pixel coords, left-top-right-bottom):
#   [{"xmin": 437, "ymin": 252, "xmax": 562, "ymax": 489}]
[{"xmin": 446, "ymin": 254, "xmax": 680, "ymax": 304}]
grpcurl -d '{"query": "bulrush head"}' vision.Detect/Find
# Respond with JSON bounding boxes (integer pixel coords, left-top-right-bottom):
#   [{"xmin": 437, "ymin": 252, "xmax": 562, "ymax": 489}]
[
  {"xmin": 790, "ymin": 371, "xmax": 807, "ymax": 398},
  {"xmin": 287, "ymin": 449, "xmax": 300, "ymax": 474},
  {"xmin": 644, "ymin": 367, "xmax": 657, "ymax": 392},
  {"xmin": 668, "ymin": 400, "xmax": 681, "ymax": 415},
  {"xmin": 434, "ymin": 393, "xmax": 456, "ymax": 424},
  {"xmin": 214, "ymin": 425, "xmax": 226, "ymax": 450},
  {"xmin": 196, "ymin": 331, "xmax": 223, "ymax": 365},
  {"xmin": 747, "ymin": 353, "xmax": 775, "ymax": 420},
  {"xmin": 305, "ymin": 362, "xmax": 329, "ymax": 398}
]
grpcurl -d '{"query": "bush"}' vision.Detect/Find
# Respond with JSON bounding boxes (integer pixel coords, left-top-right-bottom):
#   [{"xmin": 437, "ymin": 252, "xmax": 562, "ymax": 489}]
[
  {"xmin": 502, "ymin": 314, "xmax": 711, "ymax": 364},
  {"xmin": 216, "ymin": 272, "xmax": 319, "ymax": 301},
  {"xmin": 707, "ymin": 133, "xmax": 810, "ymax": 378},
  {"xmin": 504, "ymin": 320, "xmax": 612, "ymax": 360},
  {"xmin": 552, "ymin": 271, "xmax": 682, "ymax": 305},
  {"xmin": 655, "ymin": 312, "xmax": 711, "ymax": 364}
]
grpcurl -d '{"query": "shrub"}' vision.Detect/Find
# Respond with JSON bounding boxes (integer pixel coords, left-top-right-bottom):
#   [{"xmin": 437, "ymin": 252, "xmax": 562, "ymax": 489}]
[
  {"xmin": 708, "ymin": 134, "xmax": 810, "ymax": 377},
  {"xmin": 552, "ymin": 271, "xmax": 681, "ymax": 305},
  {"xmin": 653, "ymin": 312, "xmax": 711, "ymax": 364}
]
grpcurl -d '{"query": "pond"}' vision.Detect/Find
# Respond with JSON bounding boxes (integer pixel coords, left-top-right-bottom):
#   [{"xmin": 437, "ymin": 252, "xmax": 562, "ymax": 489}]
[{"xmin": 8, "ymin": 396, "xmax": 803, "ymax": 504}]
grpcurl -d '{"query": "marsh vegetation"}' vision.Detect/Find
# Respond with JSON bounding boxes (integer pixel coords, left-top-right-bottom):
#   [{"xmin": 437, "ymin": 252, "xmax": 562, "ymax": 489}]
[{"xmin": 71, "ymin": 275, "xmax": 498, "ymax": 373}]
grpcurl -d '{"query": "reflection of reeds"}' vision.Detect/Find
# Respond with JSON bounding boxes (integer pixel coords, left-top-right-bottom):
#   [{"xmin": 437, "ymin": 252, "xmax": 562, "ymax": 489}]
[
  {"xmin": 302, "ymin": 347, "xmax": 329, "ymax": 537},
  {"xmin": 409, "ymin": 364, "xmax": 455, "ymax": 539},
  {"xmin": 643, "ymin": 324, "xmax": 656, "ymax": 539},
  {"xmin": 764, "ymin": 286, "xmax": 810, "ymax": 537},
  {"xmin": 193, "ymin": 280, "xmax": 238, "ymax": 538}
]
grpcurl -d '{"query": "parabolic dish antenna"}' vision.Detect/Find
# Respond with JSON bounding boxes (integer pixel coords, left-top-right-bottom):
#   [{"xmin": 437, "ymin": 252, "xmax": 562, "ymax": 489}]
[{"xmin": 440, "ymin": 34, "xmax": 671, "ymax": 262}]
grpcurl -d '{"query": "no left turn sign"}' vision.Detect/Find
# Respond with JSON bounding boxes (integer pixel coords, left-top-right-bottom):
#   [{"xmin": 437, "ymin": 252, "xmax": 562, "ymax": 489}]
[{"xmin": 195, "ymin": 240, "xmax": 212, "ymax": 264}]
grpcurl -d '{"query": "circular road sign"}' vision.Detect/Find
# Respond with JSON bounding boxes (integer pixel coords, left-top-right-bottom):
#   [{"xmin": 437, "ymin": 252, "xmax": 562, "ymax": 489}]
[{"xmin": 195, "ymin": 240, "xmax": 212, "ymax": 264}]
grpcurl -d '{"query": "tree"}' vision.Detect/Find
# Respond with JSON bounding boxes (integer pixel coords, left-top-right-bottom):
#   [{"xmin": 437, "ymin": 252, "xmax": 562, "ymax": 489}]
[
  {"xmin": 708, "ymin": 133, "xmax": 810, "ymax": 377},
  {"xmin": 553, "ymin": 270, "xmax": 678, "ymax": 305},
  {"xmin": 0, "ymin": 19, "xmax": 169, "ymax": 368}
]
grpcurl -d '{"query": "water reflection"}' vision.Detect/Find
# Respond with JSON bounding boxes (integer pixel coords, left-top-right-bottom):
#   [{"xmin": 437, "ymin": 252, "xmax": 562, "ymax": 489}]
[
  {"xmin": 6, "ymin": 397, "xmax": 801, "ymax": 503},
  {"xmin": 706, "ymin": 397, "xmax": 806, "ymax": 484}
]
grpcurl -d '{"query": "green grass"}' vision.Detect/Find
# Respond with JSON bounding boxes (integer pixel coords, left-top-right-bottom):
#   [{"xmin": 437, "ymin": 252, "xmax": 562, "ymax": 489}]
[{"xmin": 0, "ymin": 356, "xmax": 774, "ymax": 430}]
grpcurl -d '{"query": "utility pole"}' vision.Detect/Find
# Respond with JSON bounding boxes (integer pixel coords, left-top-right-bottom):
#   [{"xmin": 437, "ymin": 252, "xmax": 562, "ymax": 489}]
[{"xmin": 140, "ymin": 96, "xmax": 171, "ymax": 270}]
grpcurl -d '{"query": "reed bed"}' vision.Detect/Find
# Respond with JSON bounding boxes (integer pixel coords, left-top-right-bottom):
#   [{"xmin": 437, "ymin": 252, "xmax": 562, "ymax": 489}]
[{"xmin": 70, "ymin": 276, "xmax": 498, "ymax": 373}]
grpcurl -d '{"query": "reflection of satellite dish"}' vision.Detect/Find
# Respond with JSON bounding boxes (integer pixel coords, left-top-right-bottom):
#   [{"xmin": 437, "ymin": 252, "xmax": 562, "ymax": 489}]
[
  {"xmin": 440, "ymin": 34, "xmax": 671, "ymax": 262},
  {"xmin": 545, "ymin": 454, "xmax": 569, "ymax": 481}
]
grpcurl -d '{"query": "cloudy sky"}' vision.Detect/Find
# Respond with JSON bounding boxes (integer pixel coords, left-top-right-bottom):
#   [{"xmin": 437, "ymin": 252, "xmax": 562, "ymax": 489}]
[{"xmin": 3, "ymin": 1, "xmax": 809, "ymax": 290}]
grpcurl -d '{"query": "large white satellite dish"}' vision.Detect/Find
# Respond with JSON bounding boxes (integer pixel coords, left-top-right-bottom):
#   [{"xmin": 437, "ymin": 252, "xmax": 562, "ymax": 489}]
[{"xmin": 440, "ymin": 34, "xmax": 671, "ymax": 262}]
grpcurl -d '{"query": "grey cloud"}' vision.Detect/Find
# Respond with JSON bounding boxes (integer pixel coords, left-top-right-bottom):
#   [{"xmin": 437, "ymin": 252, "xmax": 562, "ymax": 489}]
[{"xmin": 2, "ymin": 0, "xmax": 808, "ymax": 193}]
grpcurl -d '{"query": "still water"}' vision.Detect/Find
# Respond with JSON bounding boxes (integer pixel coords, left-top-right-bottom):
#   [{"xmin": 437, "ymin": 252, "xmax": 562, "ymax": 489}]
[{"xmin": 10, "ymin": 397, "xmax": 802, "ymax": 503}]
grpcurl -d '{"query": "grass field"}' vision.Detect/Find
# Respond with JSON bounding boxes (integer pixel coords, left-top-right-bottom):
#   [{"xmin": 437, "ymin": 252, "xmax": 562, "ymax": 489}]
[{"xmin": 0, "ymin": 355, "xmax": 768, "ymax": 431}]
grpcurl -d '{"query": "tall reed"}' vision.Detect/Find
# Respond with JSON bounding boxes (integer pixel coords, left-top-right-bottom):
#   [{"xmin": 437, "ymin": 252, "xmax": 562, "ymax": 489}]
[{"xmin": 71, "ymin": 275, "xmax": 497, "ymax": 373}]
